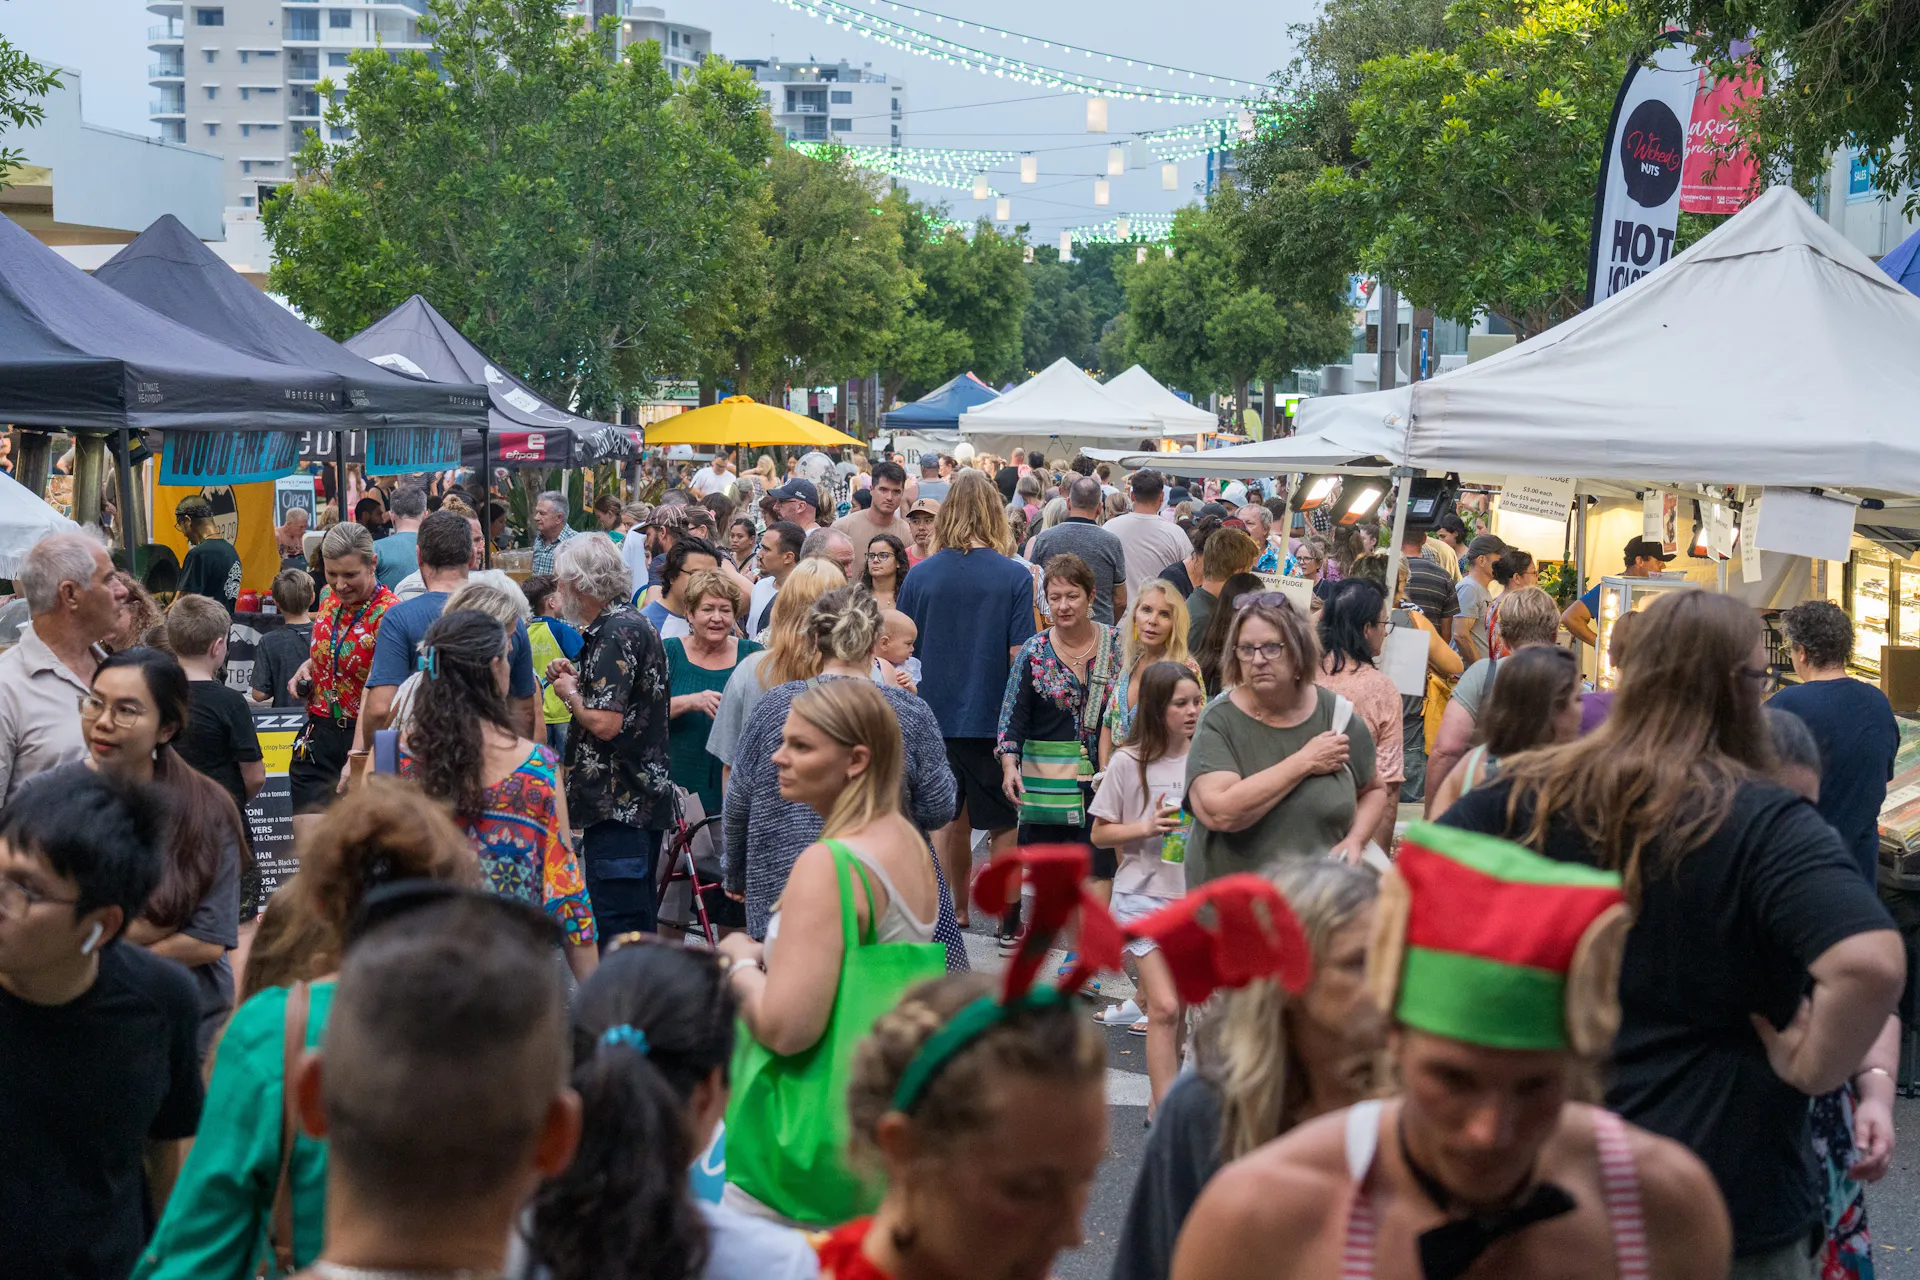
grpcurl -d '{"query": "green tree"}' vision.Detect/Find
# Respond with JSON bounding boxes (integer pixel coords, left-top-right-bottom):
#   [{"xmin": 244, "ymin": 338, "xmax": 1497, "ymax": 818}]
[
  {"xmin": 0, "ymin": 39, "xmax": 60, "ymax": 187},
  {"xmin": 1019, "ymin": 242, "xmax": 1128, "ymax": 374},
  {"xmin": 1120, "ymin": 194, "xmax": 1350, "ymax": 413},
  {"xmin": 1316, "ymin": 0, "xmax": 1647, "ymax": 339},
  {"xmin": 876, "ymin": 203, "xmax": 1029, "ymax": 404},
  {"xmin": 264, "ymin": 0, "xmax": 772, "ymax": 416}
]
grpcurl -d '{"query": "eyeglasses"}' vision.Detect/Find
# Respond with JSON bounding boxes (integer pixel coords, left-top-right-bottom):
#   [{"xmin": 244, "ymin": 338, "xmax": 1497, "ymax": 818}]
[
  {"xmin": 865, "ymin": 550, "xmax": 894, "ymax": 561},
  {"xmin": 0, "ymin": 875, "xmax": 81, "ymax": 921},
  {"xmin": 1368, "ymin": 617, "xmax": 1398, "ymax": 633},
  {"xmin": 1234, "ymin": 641, "xmax": 1288, "ymax": 664},
  {"xmin": 78, "ymin": 694, "xmax": 151, "ymax": 725}
]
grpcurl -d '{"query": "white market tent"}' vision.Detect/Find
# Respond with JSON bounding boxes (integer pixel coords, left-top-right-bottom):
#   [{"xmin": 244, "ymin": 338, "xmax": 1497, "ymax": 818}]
[
  {"xmin": 0, "ymin": 469, "xmax": 78, "ymax": 577},
  {"xmin": 960, "ymin": 356, "xmax": 1160, "ymax": 456},
  {"xmin": 1103, "ymin": 364, "xmax": 1216, "ymax": 434},
  {"xmin": 1108, "ymin": 187, "xmax": 1920, "ymax": 494}
]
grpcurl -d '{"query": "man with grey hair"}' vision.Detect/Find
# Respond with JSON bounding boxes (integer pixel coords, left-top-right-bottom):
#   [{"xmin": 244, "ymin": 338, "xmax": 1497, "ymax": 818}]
[
  {"xmin": 800, "ymin": 526, "xmax": 856, "ymax": 579},
  {"xmin": 529, "ymin": 490, "xmax": 578, "ymax": 577},
  {"xmin": 545, "ymin": 534, "xmax": 673, "ymax": 936},
  {"xmin": 1239, "ymin": 503, "xmax": 1282, "ymax": 574},
  {"xmin": 0, "ymin": 533, "xmax": 121, "ymax": 801},
  {"xmin": 375, "ymin": 485, "xmax": 428, "ymax": 591},
  {"xmin": 1029, "ymin": 475, "xmax": 1128, "ymax": 624}
]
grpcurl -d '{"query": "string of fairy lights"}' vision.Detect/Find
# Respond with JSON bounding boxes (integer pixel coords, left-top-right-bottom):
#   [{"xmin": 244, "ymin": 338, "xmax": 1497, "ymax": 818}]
[{"xmin": 765, "ymin": 0, "xmax": 1275, "ymax": 236}]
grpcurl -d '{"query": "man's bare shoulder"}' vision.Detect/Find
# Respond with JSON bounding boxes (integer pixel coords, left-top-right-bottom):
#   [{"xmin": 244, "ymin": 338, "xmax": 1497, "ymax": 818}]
[{"xmin": 1171, "ymin": 1108, "xmax": 1357, "ymax": 1280}]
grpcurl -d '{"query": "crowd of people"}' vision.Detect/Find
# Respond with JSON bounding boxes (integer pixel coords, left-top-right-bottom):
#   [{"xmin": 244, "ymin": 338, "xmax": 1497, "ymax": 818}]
[{"xmin": 0, "ymin": 443, "xmax": 1912, "ymax": 1280}]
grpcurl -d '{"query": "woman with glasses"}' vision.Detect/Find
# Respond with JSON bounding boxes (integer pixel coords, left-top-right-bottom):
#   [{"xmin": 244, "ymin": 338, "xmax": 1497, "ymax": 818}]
[
  {"xmin": 1183, "ymin": 595, "xmax": 1390, "ymax": 886},
  {"xmin": 859, "ymin": 532, "xmax": 910, "ymax": 612},
  {"xmin": 59, "ymin": 648, "xmax": 250, "ymax": 1057},
  {"xmin": 135, "ymin": 782, "xmax": 479, "ymax": 1280},
  {"xmin": 1315, "ymin": 579, "xmax": 1404, "ymax": 849}
]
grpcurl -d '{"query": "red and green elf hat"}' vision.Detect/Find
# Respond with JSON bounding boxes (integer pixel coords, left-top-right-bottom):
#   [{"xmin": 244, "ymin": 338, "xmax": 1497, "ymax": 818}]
[{"xmin": 1371, "ymin": 823, "xmax": 1630, "ymax": 1054}]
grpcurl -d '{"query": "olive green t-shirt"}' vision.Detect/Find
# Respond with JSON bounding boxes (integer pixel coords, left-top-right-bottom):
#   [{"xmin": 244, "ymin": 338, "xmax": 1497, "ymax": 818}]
[{"xmin": 1183, "ymin": 686, "xmax": 1376, "ymax": 885}]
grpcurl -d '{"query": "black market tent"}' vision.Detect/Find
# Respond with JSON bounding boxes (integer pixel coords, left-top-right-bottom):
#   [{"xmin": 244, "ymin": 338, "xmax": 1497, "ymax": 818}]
[
  {"xmin": 345, "ymin": 294, "xmax": 642, "ymax": 471},
  {"xmin": 881, "ymin": 371, "xmax": 999, "ymax": 432},
  {"xmin": 95, "ymin": 217, "xmax": 490, "ymax": 468},
  {"xmin": 0, "ymin": 209, "xmax": 355, "ymax": 434}
]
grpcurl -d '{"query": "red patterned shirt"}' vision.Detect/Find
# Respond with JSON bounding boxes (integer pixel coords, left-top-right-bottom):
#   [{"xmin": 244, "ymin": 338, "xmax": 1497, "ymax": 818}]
[{"xmin": 306, "ymin": 584, "xmax": 396, "ymax": 723}]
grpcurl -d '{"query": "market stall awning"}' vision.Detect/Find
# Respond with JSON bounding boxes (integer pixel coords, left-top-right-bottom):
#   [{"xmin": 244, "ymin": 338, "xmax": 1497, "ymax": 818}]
[
  {"xmin": 881, "ymin": 371, "xmax": 999, "ymax": 431},
  {"xmin": 93, "ymin": 217, "xmax": 490, "ymax": 437},
  {"xmin": 644, "ymin": 396, "xmax": 863, "ymax": 448},
  {"xmin": 1113, "ymin": 188, "xmax": 1920, "ymax": 492},
  {"xmin": 1102, "ymin": 365, "xmax": 1216, "ymax": 433},
  {"xmin": 0, "ymin": 468, "xmax": 77, "ymax": 576},
  {"xmin": 0, "ymin": 208, "xmax": 357, "ymax": 432},
  {"xmin": 344, "ymin": 295, "xmax": 641, "ymax": 470},
  {"xmin": 960, "ymin": 357, "xmax": 1159, "ymax": 452},
  {"xmin": 1879, "ymin": 226, "xmax": 1920, "ymax": 298}
]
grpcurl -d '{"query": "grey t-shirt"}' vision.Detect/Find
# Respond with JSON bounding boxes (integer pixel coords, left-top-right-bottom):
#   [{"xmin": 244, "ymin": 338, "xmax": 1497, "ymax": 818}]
[
  {"xmin": 1450, "ymin": 656, "xmax": 1500, "ymax": 721},
  {"xmin": 1183, "ymin": 687, "xmax": 1376, "ymax": 886},
  {"xmin": 1030, "ymin": 518, "xmax": 1129, "ymax": 624},
  {"xmin": 1455, "ymin": 576, "xmax": 1492, "ymax": 658},
  {"xmin": 706, "ymin": 651, "xmax": 771, "ymax": 767}
]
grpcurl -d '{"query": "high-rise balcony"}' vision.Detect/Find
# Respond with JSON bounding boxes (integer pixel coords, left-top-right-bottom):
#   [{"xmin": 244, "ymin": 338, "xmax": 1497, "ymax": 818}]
[
  {"xmin": 148, "ymin": 23, "xmax": 184, "ymax": 43},
  {"xmin": 148, "ymin": 62, "xmax": 185, "ymax": 81}
]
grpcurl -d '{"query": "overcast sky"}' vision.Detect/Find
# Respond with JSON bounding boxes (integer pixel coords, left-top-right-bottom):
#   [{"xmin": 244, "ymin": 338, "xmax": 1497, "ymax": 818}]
[{"xmin": 4, "ymin": 0, "xmax": 1318, "ymax": 235}]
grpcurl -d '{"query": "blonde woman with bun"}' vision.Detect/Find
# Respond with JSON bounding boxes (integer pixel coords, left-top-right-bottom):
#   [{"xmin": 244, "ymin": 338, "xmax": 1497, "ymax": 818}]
[
  {"xmin": 720, "ymin": 586, "xmax": 967, "ymax": 969},
  {"xmin": 704, "ymin": 556, "xmax": 845, "ymax": 778}
]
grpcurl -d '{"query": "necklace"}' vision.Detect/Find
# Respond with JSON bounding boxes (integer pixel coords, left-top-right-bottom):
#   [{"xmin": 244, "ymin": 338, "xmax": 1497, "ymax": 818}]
[
  {"xmin": 309, "ymin": 1264, "xmax": 505, "ymax": 1280},
  {"xmin": 1051, "ymin": 627, "xmax": 1097, "ymax": 662}
]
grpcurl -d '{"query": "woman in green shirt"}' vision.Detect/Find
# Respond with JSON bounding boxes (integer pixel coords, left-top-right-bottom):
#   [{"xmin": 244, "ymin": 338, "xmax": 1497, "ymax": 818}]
[
  {"xmin": 1184, "ymin": 594, "xmax": 1391, "ymax": 885},
  {"xmin": 135, "ymin": 782, "xmax": 478, "ymax": 1280},
  {"xmin": 665, "ymin": 571, "xmax": 761, "ymax": 816}
]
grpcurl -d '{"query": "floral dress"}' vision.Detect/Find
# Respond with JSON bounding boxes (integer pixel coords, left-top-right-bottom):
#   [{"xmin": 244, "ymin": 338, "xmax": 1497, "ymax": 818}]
[
  {"xmin": 1104, "ymin": 655, "xmax": 1205, "ymax": 749},
  {"xmin": 398, "ymin": 742, "xmax": 596, "ymax": 946},
  {"xmin": 305, "ymin": 584, "xmax": 396, "ymax": 724},
  {"xmin": 997, "ymin": 625, "xmax": 1122, "ymax": 835},
  {"xmin": 565, "ymin": 603, "xmax": 673, "ymax": 831}
]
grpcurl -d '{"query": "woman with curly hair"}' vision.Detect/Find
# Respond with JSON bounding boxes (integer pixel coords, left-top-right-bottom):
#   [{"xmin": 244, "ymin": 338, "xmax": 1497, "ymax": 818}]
[
  {"xmin": 398, "ymin": 608, "xmax": 599, "ymax": 980},
  {"xmin": 105, "ymin": 570, "xmax": 168, "ymax": 652}
]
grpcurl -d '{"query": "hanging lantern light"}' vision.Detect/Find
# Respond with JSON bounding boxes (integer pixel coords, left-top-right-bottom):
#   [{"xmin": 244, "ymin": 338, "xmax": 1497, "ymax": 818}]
[
  {"xmin": 1161, "ymin": 162, "xmax": 1178, "ymax": 191},
  {"xmin": 1136, "ymin": 245, "xmax": 1148, "ymax": 264},
  {"xmin": 1164, "ymin": 244, "xmax": 1174, "ymax": 258},
  {"xmin": 1237, "ymin": 107, "xmax": 1256, "ymax": 139},
  {"xmin": 1020, "ymin": 154, "xmax": 1037, "ymax": 183},
  {"xmin": 1086, "ymin": 96, "xmax": 1108, "ymax": 133},
  {"xmin": 1059, "ymin": 230, "xmax": 1072, "ymax": 260},
  {"xmin": 995, "ymin": 196, "xmax": 1010, "ymax": 221},
  {"xmin": 1108, "ymin": 144, "xmax": 1125, "ymax": 176},
  {"xmin": 1094, "ymin": 178, "xmax": 1110, "ymax": 205},
  {"xmin": 972, "ymin": 174, "xmax": 989, "ymax": 200},
  {"xmin": 1115, "ymin": 215, "xmax": 1131, "ymax": 239},
  {"xmin": 1023, "ymin": 244, "xmax": 1035, "ymax": 263}
]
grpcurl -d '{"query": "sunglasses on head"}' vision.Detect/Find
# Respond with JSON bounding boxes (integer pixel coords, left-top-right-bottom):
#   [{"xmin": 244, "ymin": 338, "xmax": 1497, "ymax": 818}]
[{"xmin": 1232, "ymin": 591, "xmax": 1295, "ymax": 612}]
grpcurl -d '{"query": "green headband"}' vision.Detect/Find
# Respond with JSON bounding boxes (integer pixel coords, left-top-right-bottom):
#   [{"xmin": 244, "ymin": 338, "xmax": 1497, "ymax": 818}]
[{"xmin": 890, "ymin": 987, "xmax": 1069, "ymax": 1114}]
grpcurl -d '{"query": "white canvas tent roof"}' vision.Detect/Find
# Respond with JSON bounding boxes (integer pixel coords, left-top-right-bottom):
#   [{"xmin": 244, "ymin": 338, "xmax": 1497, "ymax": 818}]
[
  {"xmin": 960, "ymin": 357, "xmax": 1159, "ymax": 451},
  {"xmin": 1103, "ymin": 365, "xmax": 1216, "ymax": 433},
  {"xmin": 1109, "ymin": 187, "xmax": 1920, "ymax": 492},
  {"xmin": 0, "ymin": 470, "xmax": 77, "ymax": 577}
]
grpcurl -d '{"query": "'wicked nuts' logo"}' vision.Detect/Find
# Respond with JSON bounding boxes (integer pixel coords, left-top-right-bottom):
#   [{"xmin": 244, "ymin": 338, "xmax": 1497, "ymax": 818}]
[{"xmin": 1620, "ymin": 99, "xmax": 1684, "ymax": 207}]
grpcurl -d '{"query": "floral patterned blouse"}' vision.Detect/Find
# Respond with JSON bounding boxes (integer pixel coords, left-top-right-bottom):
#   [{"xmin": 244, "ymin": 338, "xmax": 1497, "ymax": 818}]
[
  {"xmin": 1104, "ymin": 655, "xmax": 1205, "ymax": 747},
  {"xmin": 996, "ymin": 625, "xmax": 1123, "ymax": 763},
  {"xmin": 305, "ymin": 584, "xmax": 396, "ymax": 723},
  {"xmin": 398, "ymin": 742, "xmax": 597, "ymax": 946},
  {"xmin": 564, "ymin": 602, "xmax": 674, "ymax": 830}
]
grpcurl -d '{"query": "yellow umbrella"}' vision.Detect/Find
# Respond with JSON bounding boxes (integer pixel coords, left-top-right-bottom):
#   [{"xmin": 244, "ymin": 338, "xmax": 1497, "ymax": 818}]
[{"xmin": 644, "ymin": 395, "xmax": 865, "ymax": 448}]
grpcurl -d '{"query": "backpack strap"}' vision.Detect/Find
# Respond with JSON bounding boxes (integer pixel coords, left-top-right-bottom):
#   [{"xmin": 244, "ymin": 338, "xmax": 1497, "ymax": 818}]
[{"xmin": 269, "ymin": 980, "xmax": 311, "ymax": 1273}]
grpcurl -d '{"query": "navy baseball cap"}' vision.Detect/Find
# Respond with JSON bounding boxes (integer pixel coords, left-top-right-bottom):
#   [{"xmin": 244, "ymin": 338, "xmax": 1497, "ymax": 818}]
[{"xmin": 768, "ymin": 478, "xmax": 822, "ymax": 510}]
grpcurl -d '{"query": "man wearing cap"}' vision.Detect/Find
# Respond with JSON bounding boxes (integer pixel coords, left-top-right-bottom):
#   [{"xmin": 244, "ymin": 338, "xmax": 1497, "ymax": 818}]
[
  {"xmin": 904, "ymin": 497, "xmax": 940, "ymax": 565},
  {"xmin": 1452, "ymin": 534, "xmax": 1507, "ymax": 665},
  {"xmin": 1173, "ymin": 824, "xmax": 1732, "ymax": 1280},
  {"xmin": 1562, "ymin": 537, "xmax": 1674, "ymax": 647},
  {"xmin": 767, "ymin": 477, "xmax": 823, "ymax": 535},
  {"xmin": 175, "ymin": 494, "xmax": 243, "ymax": 616},
  {"xmin": 622, "ymin": 503, "xmax": 686, "ymax": 597},
  {"xmin": 909, "ymin": 454, "xmax": 950, "ymax": 504}
]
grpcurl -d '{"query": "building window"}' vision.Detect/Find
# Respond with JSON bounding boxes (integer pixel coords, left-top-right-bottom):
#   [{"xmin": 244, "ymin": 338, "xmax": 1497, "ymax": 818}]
[
  {"xmin": 205, "ymin": 122, "xmax": 219, "ymax": 136},
  {"xmin": 194, "ymin": 7, "xmax": 223, "ymax": 25},
  {"xmin": 891, "ymin": 124, "xmax": 899, "ymax": 137},
  {"xmin": 891, "ymin": 98, "xmax": 900, "ymax": 112},
  {"xmin": 830, "ymin": 117, "xmax": 852, "ymax": 132},
  {"xmin": 329, "ymin": 124, "xmax": 354, "ymax": 140},
  {"xmin": 240, "ymin": 123, "xmax": 251, "ymax": 136},
  {"xmin": 670, "ymin": 30, "xmax": 679, "ymax": 45},
  {"xmin": 204, "ymin": 85, "xmax": 218, "ymax": 99},
  {"xmin": 328, "ymin": 52, "xmax": 350, "ymax": 65},
  {"xmin": 241, "ymin": 195, "xmax": 255, "ymax": 207},
  {"xmin": 830, "ymin": 90, "xmax": 852, "ymax": 104},
  {"xmin": 329, "ymin": 8, "xmax": 352, "ymax": 27},
  {"xmin": 239, "ymin": 49, "xmax": 249, "ymax": 63},
  {"xmin": 203, "ymin": 48, "xmax": 217, "ymax": 63},
  {"xmin": 288, "ymin": 11, "xmax": 318, "ymax": 39}
]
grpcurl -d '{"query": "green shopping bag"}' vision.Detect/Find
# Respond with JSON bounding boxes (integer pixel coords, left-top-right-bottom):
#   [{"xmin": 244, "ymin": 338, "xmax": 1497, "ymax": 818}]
[{"xmin": 724, "ymin": 840, "xmax": 949, "ymax": 1225}]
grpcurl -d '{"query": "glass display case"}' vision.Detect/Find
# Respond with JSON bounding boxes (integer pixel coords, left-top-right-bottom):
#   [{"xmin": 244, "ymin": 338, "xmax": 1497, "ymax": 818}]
[
  {"xmin": 1845, "ymin": 547, "xmax": 1899, "ymax": 678},
  {"xmin": 1594, "ymin": 574, "xmax": 1697, "ymax": 688}
]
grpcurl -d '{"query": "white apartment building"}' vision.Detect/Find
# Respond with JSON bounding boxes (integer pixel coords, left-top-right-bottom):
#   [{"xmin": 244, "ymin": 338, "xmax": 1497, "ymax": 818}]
[
  {"xmin": 563, "ymin": 2, "xmax": 713, "ymax": 78},
  {"xmin": 146, "ymin": 0, "xmax": 432, "ymax": 210},
  {"xmin": 735, "ymin": 60, "xmax": 904, "ymax": 149}
]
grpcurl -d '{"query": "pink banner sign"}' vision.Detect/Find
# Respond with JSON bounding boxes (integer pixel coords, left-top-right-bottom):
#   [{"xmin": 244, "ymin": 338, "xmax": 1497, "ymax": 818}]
[{"xmin": 1681, "ymin": 67, "xmax": 1762, "ymax": 214}]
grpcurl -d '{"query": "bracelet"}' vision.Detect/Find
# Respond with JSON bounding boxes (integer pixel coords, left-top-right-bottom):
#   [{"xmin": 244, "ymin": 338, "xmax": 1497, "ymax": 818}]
[
  {"xmin": 1858, "ymin": 1066, "xmax": 1893, "ymax": 1083},
  {"xmin": 724, "ymin": 955, "xmax": 764, "ymax": 979}
]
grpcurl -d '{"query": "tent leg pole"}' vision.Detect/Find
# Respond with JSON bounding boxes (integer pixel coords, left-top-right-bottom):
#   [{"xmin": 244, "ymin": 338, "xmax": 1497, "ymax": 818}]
[
  {"xmin": 1384, "ymin": 468, "xmax": 1414, "ymax": 605},
  {"xmin": 331, "ymin": 433, "xmax": 346, "ymax": 534},
  {"xmin": 113, "ymin": 429, "xmax": 139, "ymax": 561},
  {"xmin": 480, "ymin": 426, "xmax": 492, "ymax": 569}
]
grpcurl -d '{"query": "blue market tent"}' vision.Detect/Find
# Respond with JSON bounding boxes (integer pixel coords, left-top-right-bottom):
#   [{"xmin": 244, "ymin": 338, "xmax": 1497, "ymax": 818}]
[
  {"xmin": 882, "ymin": 371, "xmax": 999, "ymax": 431},
  {"xmin": 1879, "ymin": 226, "xmax": 1920, "ymax": 296}
]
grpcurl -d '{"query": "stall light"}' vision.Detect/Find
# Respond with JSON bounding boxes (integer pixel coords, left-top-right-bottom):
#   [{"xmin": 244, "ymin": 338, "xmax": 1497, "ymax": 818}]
[
  {"xmin": 1108, "ymin": 144, "xmax": 1126, "ymax": 175},
  {"xmin": 1021, "ymin": 154, "xmax": 1037, "ymax": 183},
  {"xmin": 972, "ymin": 174, "xmax": 989, "ymax": 200},
  {"xmin": 1094, "ymin": 178, "xmax": 1111, "ymax": 205},
  {"xmin": 996, "ymin": 196, "xmax": 1011, "ymax": 221},
  {"xmin": 1115, "ymin": 215, "xmax": 1131, "ymax": 239},
  {"xmin": 1293, "ymin": 474, "xmax": 1339, "ymax": 512},
  {"xmin": 1337, "ymin": 479, "xmax": 1387, "ymax": 524},
  {"xmin": 1059, "ymin": 230, "xmax": 1073, "ymax": 260},
  {"xmin": 1162, "ymin": 162, "xmax": 1178, "ymax": 190},
  {"xmin": 1023, "ymin": 244, "xmax": 1035, "ymax": 263},
  {"xmin": 1087, "ymin": 96, "xmax": 1108, "ymax": 132}
]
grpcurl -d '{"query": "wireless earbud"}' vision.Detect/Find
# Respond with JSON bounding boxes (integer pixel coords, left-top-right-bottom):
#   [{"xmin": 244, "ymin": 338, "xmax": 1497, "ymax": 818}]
[{"xmin": 80, "ymin": 922, "xmax": 104, "ymax": 956}]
